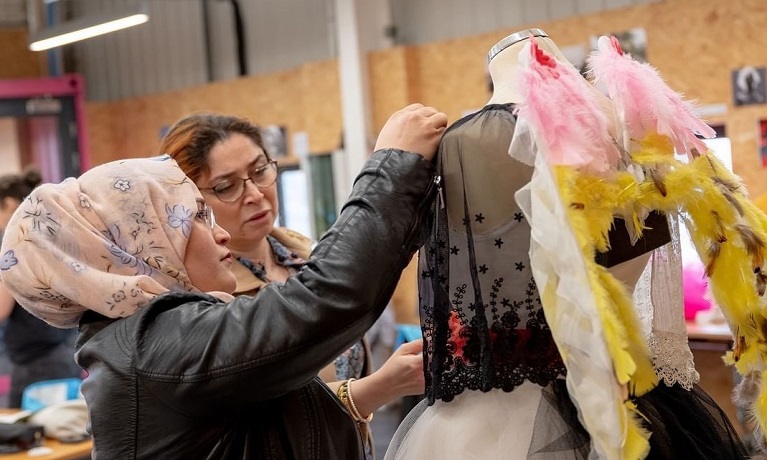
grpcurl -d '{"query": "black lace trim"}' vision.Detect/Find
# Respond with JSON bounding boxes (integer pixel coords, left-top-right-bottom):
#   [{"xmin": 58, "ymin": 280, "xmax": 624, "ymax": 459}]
[{"xmin": 422, "ymin": 274, "xmax": 565, "ymax": 403}]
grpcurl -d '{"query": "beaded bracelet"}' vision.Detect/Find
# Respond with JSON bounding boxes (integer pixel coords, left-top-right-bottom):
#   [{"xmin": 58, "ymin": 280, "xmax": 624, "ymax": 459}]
[
  {"xmin": 347, "ymin": 378, "xmax": 373, "ymax": 423},
  {"xmin": 336, "ymin": 378, "xmax": 373, "ymax": 423}
]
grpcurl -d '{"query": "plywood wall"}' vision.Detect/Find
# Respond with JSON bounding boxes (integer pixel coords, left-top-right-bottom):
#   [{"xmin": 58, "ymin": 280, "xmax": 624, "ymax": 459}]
[
  {"xmin": 401, "ymin": 0, "xmax": 767, "ymax": 196},
  {"xmin": 85, "ymin": 61, "xmax": 341, "ymax": 167},
  {"xmin": 85, "ymin": 0, "xmax": 767, "ymax": 197},
  {"xmin": 0, "ymin": 29, "xmax": 45, "ymax": 79}
]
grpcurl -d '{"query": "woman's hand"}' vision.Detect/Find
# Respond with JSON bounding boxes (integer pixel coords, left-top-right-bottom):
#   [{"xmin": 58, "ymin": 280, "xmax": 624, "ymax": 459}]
[
  {"xmin": 341, "ymin": 339, "xmax": 425, "ymax": 417},
  {"xmin": 374, "ymin": 104, "xmax": 448, "ymax": 161}
]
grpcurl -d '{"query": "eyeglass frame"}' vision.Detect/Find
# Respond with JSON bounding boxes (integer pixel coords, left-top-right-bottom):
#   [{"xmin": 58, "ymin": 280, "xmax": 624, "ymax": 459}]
[
  {"xmin": 195, "ymin": 204, "xmax": 217, "ymax": 229},
  {"xmin": 198, "ymin": 159, "xmax": 279, "ymax": 203}
]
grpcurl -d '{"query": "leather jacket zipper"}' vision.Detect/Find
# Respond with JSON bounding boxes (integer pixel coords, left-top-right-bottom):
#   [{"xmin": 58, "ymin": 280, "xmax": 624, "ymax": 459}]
[{"xmin": 402, "ymin": 173, "xmax": 440, "ymax": 251}]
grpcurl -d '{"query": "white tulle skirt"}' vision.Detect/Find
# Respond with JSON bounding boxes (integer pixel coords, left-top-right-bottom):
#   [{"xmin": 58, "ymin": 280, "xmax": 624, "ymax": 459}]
[{"xmin": 384, "ymin": 381, "xmax": 590, "ymax": 460}]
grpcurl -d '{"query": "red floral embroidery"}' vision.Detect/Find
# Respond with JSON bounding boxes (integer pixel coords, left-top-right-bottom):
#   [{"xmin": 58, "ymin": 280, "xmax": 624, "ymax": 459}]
[{"xmin": 448, "ymin": 310, "xmax": 468, "ymax": 360}]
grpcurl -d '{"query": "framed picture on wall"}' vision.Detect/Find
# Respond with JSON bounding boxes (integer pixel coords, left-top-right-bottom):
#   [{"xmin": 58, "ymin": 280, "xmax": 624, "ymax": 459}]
[
  {"xmin": 590, "ymin": 27, "xmax": 647, "ymax": 62},
  {"xmin": 262, "ymin": 125, "xmax": 288, "ymax": 158},
  {"xmin": 732, "ymin": 67, "xmax": 766, "ymax": 106}
]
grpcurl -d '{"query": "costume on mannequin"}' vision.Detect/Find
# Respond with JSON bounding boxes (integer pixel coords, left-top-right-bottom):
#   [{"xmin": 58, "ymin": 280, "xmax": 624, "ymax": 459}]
[{"xmin": 385, "ymin": 29, "xmax": 748, "ymax": 460}]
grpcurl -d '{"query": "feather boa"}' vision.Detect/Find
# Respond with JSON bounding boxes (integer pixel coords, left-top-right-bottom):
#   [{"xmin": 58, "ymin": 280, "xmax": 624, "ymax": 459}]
[
  {"xmin": 516, "ymin": 33, "xmax": 767, "ymax": 458},
  {"xmin": 515, "ymin": 37, "xmax": 655, "ymax": 460},
  {"xmin": 586, "ymin": 35, "xmax": 767, "ymax": 452}
]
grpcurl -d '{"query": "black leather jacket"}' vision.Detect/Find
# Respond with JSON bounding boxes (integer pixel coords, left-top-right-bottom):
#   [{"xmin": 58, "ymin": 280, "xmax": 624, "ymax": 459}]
[{"xmin": 74, "ymin": 149, "xmax": 437, "ymax": 459}]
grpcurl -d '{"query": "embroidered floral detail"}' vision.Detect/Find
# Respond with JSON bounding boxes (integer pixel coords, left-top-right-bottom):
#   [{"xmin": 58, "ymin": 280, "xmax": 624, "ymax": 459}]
[
  {"xmin": 113, "ymin": 179, "xmax": 131, "ymax": 192},
  {"xmin": 22, "ymin": 196, "xmax": 59, "ymax": 236},
  {"xmin": 35, "ymin": 290, "xmax": 71, "ymax": 305},
  {"xmin": 109, "ymin": 244, "xmax": 155, "ymax": 276},
  {"xmin": 104, "ymin": 283, "xmax": 128, "ymax": 311},
  {"xmin": 78, "ymin": 195, "xmax": 91, "ymax": 209},
  {"xmin": 0, "ymin": 250, "xmax": 18, "ymax": 270},
  {"xmin": 165, "ymin": 204, "xmax": 193, "ymax": 237},
  {"xmin": 447, "ymin": 311, "xmax": 469, "ymax": 360},
  {"xmin": 71, "ymin": 261, "xmax": 87, "ymax": 272}
]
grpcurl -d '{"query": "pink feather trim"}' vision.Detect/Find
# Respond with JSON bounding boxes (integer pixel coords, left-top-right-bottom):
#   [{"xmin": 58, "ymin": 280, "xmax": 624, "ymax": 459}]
[
  {"xmin": 516, "ymin": 37, "xmax": 619, "ymax": 174},
  {"xmin": 587, "ymin": 36, "xmax": 715, "ymax": 157}
]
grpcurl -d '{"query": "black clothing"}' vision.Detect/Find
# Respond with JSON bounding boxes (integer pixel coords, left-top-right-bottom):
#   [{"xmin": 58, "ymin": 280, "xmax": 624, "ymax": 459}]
[
  {"xmin": 420, "ymin": 105, "xmax": 565, "ymax": 404},
  {"xmin": 4, "ymin": 306, "xmax": 80, "ymax": 408},
  {"xmin": 75, "ymin": 149, "xmax": 437, "ymax": 459},
  {"xmin": 6, "ymin": 306, "xmax": 75, "ymax": 365}
]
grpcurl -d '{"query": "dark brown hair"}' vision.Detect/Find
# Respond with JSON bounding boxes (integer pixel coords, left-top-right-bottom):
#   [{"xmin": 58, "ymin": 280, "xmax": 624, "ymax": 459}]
[
  {"xmin": 160, "ymin": 113, "xmax": 268, "ymax": 182},
  {"xmin": 0, "ymin": 167, "xmax": 43, "ymax": 208}
]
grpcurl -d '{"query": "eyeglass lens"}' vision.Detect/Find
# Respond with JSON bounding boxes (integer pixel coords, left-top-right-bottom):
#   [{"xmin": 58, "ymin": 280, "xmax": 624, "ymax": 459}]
[{"xmin": 213, "ymin": 161, "xmax": 277, "ymax": 202}]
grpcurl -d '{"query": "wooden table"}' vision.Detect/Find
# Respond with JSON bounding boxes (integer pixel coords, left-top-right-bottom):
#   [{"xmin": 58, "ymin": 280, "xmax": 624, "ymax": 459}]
[
  {"xmin": 685, "ymin": 321, "xmax": 745, "ymax": 436},
  {"xmin": 0, "ymin": 439, "xmax": 91, "ymax": 459},
  {"xmin": 0, "ymin": 410, "xmax": 91, "ymax": 459},
  {"xmin": 686, "ymin": 321, "xmax": 733, "ymax": 344}
]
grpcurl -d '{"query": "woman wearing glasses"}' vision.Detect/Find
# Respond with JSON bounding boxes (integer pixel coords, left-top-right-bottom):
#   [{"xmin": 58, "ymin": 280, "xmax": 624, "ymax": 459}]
[
  {"xmin": 0, "ymin": 103, "xmax": 447, "ymax": 459},
  {"xmin": 162, "ymin": 113, "xmax": 426, "ymax": 458}
]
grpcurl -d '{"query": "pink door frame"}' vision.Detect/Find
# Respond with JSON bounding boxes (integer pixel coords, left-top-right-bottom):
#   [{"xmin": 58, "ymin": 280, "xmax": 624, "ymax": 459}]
[{"xmin": 0, "ymin": 74, "xmax": 90, "ymax": 172}]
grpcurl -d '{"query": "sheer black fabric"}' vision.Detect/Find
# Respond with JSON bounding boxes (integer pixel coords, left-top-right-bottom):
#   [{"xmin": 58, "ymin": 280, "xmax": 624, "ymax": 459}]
[
  {"xmin": 528, "ymin": 379, "xmax": 591, "ymax": 459},
  {"xmin": 638, "ymin": 383, "xmax": 749, "ymax": 460},
  {"xmin": 419, "ymin": 104, "xmax": 565, "ymax": 404}
]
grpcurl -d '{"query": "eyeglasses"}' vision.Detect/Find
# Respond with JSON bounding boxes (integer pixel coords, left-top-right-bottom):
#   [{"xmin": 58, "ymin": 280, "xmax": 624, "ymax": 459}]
[
  {"xmin": 195, "ymin": 204, "xmax": 217, "ymax": 229},
  {"xmin": 200, "ymin": 160, "xmax": 278, "ymax": 203}
]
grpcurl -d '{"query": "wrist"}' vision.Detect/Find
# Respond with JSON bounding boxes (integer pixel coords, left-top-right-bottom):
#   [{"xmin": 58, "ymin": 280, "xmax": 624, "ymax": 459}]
[{"xmin": 337, "ymin": 378, "xmax": 374, "ymax": 423}]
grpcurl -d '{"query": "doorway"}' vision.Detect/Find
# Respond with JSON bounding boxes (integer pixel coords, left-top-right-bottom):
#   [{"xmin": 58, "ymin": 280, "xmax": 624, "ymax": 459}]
[{"xmin": 0, "ymin": 74, "xmax": 89, "ymax": 182}]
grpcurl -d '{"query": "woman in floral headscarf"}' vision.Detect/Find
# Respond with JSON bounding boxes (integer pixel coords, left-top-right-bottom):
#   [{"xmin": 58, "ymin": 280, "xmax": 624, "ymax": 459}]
[{"xmin": 0, "ymin": 103, "xmax": 447, "ymax": 459}]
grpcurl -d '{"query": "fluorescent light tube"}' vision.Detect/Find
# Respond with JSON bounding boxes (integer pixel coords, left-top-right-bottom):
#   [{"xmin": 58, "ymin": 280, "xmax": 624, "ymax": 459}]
[{"xmin": 29, "ymin": 3, "xmax": 148, "ymax": 52}]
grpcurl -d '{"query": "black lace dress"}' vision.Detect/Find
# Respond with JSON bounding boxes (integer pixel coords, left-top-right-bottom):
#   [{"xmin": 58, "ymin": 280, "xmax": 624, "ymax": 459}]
[{"xmin": 384, "ymin": 104, "xmax": 747, "ymax": 460}]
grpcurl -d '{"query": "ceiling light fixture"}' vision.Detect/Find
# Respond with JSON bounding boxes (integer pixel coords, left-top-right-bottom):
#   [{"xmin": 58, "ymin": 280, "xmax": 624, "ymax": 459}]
[{"xmin": 28, "ymin": 2, "xmax": 149, "ymax": 52}]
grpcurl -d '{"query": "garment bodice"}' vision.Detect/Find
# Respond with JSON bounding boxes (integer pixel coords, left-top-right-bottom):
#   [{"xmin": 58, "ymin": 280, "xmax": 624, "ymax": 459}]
[{"xmin": 419, "ymin": 104, "xmax": 565, "ymax": 404}]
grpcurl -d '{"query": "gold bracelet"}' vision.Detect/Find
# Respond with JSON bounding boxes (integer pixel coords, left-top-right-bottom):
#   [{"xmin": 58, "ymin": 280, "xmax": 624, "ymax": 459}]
[
  {"xmin": 346, "ymin": 378, "xmax": 373, "ymax": 423},
  {"xmin": 337, "ymin": 378, "xmax": 352, "ymax": 404}
]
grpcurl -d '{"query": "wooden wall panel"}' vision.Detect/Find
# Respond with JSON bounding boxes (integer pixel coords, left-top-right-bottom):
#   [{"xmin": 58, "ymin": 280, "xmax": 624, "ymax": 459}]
[
  {"xmin": 86, "ymin": 0, "xmax": 767, "ymax": 196},
  {"xmin": 297, "ymin": 60, "xmax": 342, "ymax": 155},
  {"xmin": 406, "ymin": 0, "xmax": 767, "ymax": 197},
  {"xmin": 368, "ymin": 47, "xmax": 411, "ymax": 133},
  {"xmin": 84, "ymin": 63, "xmax": 341, "ymax": 166},
  {"xmin": 0, "ymin": 29, "xmax": 45, "ymax": 79},
  {"xmin": 411, "ymin": 34, "xmax": 497, "ymax": 119}
]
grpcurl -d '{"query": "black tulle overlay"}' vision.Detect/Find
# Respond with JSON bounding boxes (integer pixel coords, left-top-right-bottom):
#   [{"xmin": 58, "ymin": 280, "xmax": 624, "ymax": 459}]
[{"xmin": 638, "ymin": 383, "xmax": 748, "ymax": 460}]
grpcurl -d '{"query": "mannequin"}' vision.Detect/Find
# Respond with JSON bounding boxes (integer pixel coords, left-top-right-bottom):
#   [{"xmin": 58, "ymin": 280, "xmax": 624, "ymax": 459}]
[
  {"xmin": 385, "ymin": 30, "xmax": 747, "ymax": 460},
  {"xmin": 486, "ymin": 29, "xmax": 567, "ymax": 105},
  {"xmin": 385, "ymin": 30, "xmax": 590, "ymax": 460}
]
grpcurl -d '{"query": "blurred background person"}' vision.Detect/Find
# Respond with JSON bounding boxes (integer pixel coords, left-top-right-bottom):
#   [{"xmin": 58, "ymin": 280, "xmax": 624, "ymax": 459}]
[{"xmin": 0, "ymin": 168, "xmax": 81, "ymax": 408}]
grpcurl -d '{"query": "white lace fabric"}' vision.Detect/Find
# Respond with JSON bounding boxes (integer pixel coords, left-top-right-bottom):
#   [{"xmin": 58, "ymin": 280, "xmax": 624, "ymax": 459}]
[{"xmin": 632, "ymin": 216, "xmax": 699, "ymax": 389}]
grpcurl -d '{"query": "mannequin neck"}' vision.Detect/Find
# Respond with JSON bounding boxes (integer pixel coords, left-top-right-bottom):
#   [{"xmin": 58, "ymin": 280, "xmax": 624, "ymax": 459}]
[
  {"xmin": 486, "ymin": 40, "xmax": 526, "ymax": 105},
  {"xmin": 486, "ymin": 35, "xmax": 571, "ymax": 106}
]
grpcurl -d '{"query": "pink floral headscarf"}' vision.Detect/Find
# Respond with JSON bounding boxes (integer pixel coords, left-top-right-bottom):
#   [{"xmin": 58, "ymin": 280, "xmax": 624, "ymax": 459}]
[{"xmin": 0, "ymin": 155, "xmax": 203, "ymax": 328}]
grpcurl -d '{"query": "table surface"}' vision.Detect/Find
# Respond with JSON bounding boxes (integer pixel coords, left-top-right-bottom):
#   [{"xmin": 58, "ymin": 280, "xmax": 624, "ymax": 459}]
[
  {"xmin": 0, "ymin": 439, "xmax": 92, "ymax": 460},
  {"xmin": 685, "ymin": 321, "xmax": 734, "ymax": 343},
  {"xmin": 0, "ymin": 410, "xmax": 91, "ymax": 459}
]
